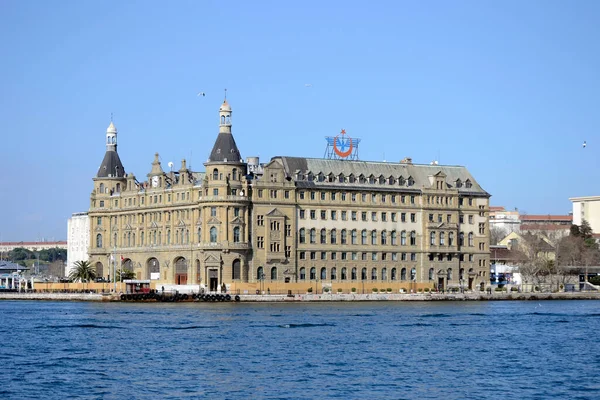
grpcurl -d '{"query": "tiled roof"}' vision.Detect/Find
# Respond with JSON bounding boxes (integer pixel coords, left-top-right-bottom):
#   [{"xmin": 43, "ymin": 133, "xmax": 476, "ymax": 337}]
[
  {"xmin": 520, "ymin": 224, "xmax": 571, "ymax": 231},
  {"xmin": 276, "ymin": 157, "xmax": 489, "ymax": 196},
  {"xmin": 520, "ymin": 215, "xmax": 572, "ymax": 222},
  {"xmin": 490, "ymin": 206, "xmax": 506, "ymax": 211}
]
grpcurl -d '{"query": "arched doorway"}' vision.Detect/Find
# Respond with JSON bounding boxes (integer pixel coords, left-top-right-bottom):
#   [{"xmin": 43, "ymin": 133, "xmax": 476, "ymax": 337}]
[
  {"xmin": 147, "ymin": 258, "xmax": 160, "ymax": 280},
  {"xmin": 175, "ymin": 257, "xmax": 188, "ymax": 285},
  {"xmin": 95, "ymin": 262, "xmax": 104, "ymax": 280},
  {"xmin": 232, "ymin": 259, "xmax": 241, "ymax": 280}
]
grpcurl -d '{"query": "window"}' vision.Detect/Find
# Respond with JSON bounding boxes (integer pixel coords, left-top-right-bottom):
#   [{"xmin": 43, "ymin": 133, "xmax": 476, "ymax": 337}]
[
  {"xmin": 449, "ymin": 232, "xmax": 454, "ymax": 246},
  {"xmin": 371, "ymin": 252, "xmax": 377, "ymax": 261},
  {"xmin": 300, "ymin": 191, "xmax": 305, "ymax": 200},
  {"xmin": 300, "ymin": 251, "xmax": 306, "ymax": 260},
  {"xmin": 447, "ymin": 268, "xmax": 453, "ymax": 281},
  {"xmin": 430, "ymin": 231, "xmax": 436, "ymax": 245},
  {"xmin": 479, "ymin": 223, "xmax": 485, "ymax": 235},
  {"xmin": 362, "ymin": 212, "xmax": 367, "ymax": 221},
  {"xmin": 410, "ymin": 213, "xmax": 416, "ymax": 223},
  {"xmin": 270, "ymin": 190, "xmax": 277, "ymax": 199},
  {"xmin": 410, "ymin": 195, "xmax": 415, "ymax": 204},
  {"xmin": 286, "ymin": 224, "xmax": 292, "ymax": 237},
  {"xmin": 257, "ymin": 236, "xmax": 264, "ymax": 248},
  {"xmin": 351, "ymin": 193, "xmax": 356, "ymax": 202},
  {"xmin": 401, "ymin": 231, "xmax": 406, "ymax": 246},
  {"xmin": 310, "ymin": 191, "xmax": 316, "ymax": 200},
  {"xmin": 300, "ymin": 267, "xmax": 306, "ymax": 280},
  {"xmin": 371, "ymin": 268, "xmax": 377, "ymax": 280},
  {"xmin": 352, "ymin": 252, "xmax": 357, "ymax": 261},
  {"xmin": 310, "ymin": 210, "xmax": 316, "ymax": 220},
  {"xmin": 299, "ymin": 228, "xmax": 306, "ymax": 243},
  {"xmin": 401, "ymin": 268, "xmax": 407, "ymax": 281},
  {"xmin": 310, "ymin": 267, "xmax": 316, "ymax": 280},
  {"xmin": 468, "ymin": 232, "xmax": 474, "ymax": 247},
  {"xmin": 233, "ymin": 227, "xmax": 240, "ymax": 243},
  {"xmin": 99, "ymin": 200, "xmax": 104, "ymax": 207},
  {"xmin": 331, "ymin": 267, "xmax": 337, "ymax": 280},
  {"xmin": 331, "ymin": 210, "xmax": 337, "ymax": 220},
  {"xmin": 331, "ymin": 252, "xmax": 337, "ymax": 260},
  {"xmin": 440, "ymin": 232, "xmax": 445, "ymax": 245},
  {"xmin": 299, "ymin": 210, "xmax": 306, "ymax": 219},
  {"xmin": 258, "ymin": 189, "xmax": 263, "ymax": 198},
  {"xmin": 362, "ymin": 252, "xmax": 367, "ymax": 261},
  {"xmin": 429, "ymin": 213, "xmax": 434, "ymax": 222},
  {"xmin": 310, "ymin": 252, "xmax": 316, "ymax": 260},
  {"xmin": 211, "ymin": 207, "xmax": 217, "ymax": 217},
  {"xmin": 341, "ymin": 267, "xmax": 347, "ymax": 280},
  {"xmin": 410, "ymin": 231, "xmax": 416, "ymax": 246},
  {"xmin": 352, "ymin": 268, "xmax": 357, "ymax": 280},
  {"xmin": 96, "ymin": 234, "xmax": 103, "ymax": 248},
  {"xmin": 459, "ymin": 232, "xmax": 464, "ymax": 246},
  {"xmin": 391, "ymin": 231, "xmax": 397, "ymax": 245},
  {"xmin": 362, "ymin": 230, "xmax": 367, "ymax": 245},
  {"xmin": 257, "ymin": 215, "xmax": 264, "ymax": 226},
  {"xmin": 331, "ymin": 192, "xmax": 336, "ymax": 201},
  {"xmin": 213, "ymin": 168, "xmax": 219, "ymax": 180},
  {"xmin": 352, "ymin": 211, "xmax": 357, "ymax": 221},
  {"xmin": 468, "ymin": 215, "xmax": 473, "ymax": 224},
  {"xmin": 362, "ymin": 194, "xmax": 367, "ymax": 202},
  {"xmin": 401, "ymin": 213, "xmax": 406, "ymax": 222},
  {"xmin": 351, "ymin": 229, "xmax": 357, "ymax": 244},
  {"xmin": 341, "ymin": 211, "xmax": 347, "ymax": 221},
  {"xmin": 371, "ymin": 212, "xmax": 377, "ymax": 221},
  {"xmin": 331, "ymin": 229, "xmax": 337, "ymax": 244},
  {"xmin": 213, "ymin": 188, "xmax": 218, "ymax": 196},
  {"xmin": 310, "ymin": 229, "xmax": 316, "ymax": 244},
  {"xmin": 210, "ymin": 227, "xmax": 217, "ymax": 243},
  {"xmin": 381, "ymin": 212, "xmax": 387, "ymax": 222},
  {"xmin": 320, "ymin": 229, "xmax": 326, "ymax": 244},
  {"xmin": 381, "ymin": 231, "xmax": 387, "ymax": 245},
  {"xmin": 320, "ymin": 192, "xmax": 326, "ymax": 200},
  {"xmin": 341, "ymin": 192, "xmax": 347, "ymax": 201},
  {"xmin": 361, "ymin": 268, "xmax": 367, "ymax": 280},
  {"xmin": 320, "ymin": 210, "xmax": 326, "ymax": 220},
  {"xmin": 411, "ymin": 253, "xmax": 417, "ymax": 261},
  {"xmin": 270, "ymin": 221, "xmax": 280, "ymax": 231}
]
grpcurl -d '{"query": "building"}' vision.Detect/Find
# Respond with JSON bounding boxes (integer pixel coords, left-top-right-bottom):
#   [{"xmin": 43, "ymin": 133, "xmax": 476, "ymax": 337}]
[
  {"xmin": 570, "ymin": 196, "xmax": 600, "ymax": 233},
  {"xmin": 87, "ymin": 100, "xmax": 491, "ymax": 292},
  {"xmin": 489, "ymin": 206, "xmax": 521, "ymax": 234},
  {"xmin": 66, "ymin": 212, "xmax": 90, "ymax": 277},
  {"xmin": 0, "ymin": 241, "xmax": 67, "ymax": 254},
  {"xmin": 519, "ymin": 214, "xmax": 572, "ymax": 241}
]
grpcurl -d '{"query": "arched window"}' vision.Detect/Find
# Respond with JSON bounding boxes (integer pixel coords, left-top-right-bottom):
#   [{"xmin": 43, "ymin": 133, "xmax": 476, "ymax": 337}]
[
  {"xmin": 411, "ymin": 268, "xmax": 416, "ymax": 281},
  {"xmin": 401, "ymin": 231, "xmax": 406, "ymax": 245},
  {"xmin": 341, "ymin": 267, "xmax": 347, "ymax": 280},
  {"xmin": 116, "ymin": 183, "xmax": 121, "ymax": 193},
  {"xmin": 330, "ymin": 229, "xmax": 337, "ymax": 244},
  {"xmin": 362, "ymin": 230, "xmax": 367, "ymax": 245},
  {"xmin": 232, "ymin": 168, "xmax": 237, "ymax": 181},
  {"xmin": 320, "ymin": 229, "xmax": 326, "ymax": 244},
  {"xmin": 221, "ymin": 115, "xmax": 225, "ymax": 124},
  {"xmin": 96, "ymin": 234, "xmax": 103, "ymax": 248},
  {"xmin": 299, "ymin": 228, "xmax": 306, "ymax": 243},
  {"xmin": 447, "ymin": 268, "xmax": 453, "ymax": 281},
  {"xmin": 233, "ymin": 227, "xmax": 240, "ymax": 243},
  {"xmin": 468, "ymin": 232, "xmax": 474, "ymax": 247},
  {"xmin": 271, "ymin": 267, "xmax": 277, "ymax": 280},
  {"xmin": 310, "ymin": 267, "xmax": 316, "ymax": 280},
  {"xmin": 391, "ymin": 230, "xmax": 397, "ymax": 245},
  {"xmin": 141, "ymin": 231, "xmax": 144, "ymax": 245},
  {"xmin": 459, "ymin": 268, "xmax": 464, "ymax": 280},
  {"xmin": 361, "ymin": 268, "xmax": 367, "ymax": 280},
  {"xmin": 257, "ymin": 266, "xmax": 264, "ymax": 280},
  {"xmin": 429, "ymin": 268, "xmax": 434, "ymax": 280},
  {"xmin": 99, "ymin": 183, "xmax": 104, "ymax": 193},
  {"xmin": 210, "ymin": 227, "xmax": 217, "ymax": 243},
  {"xmin": 113, "ymin": 233, "xmax": 117, "ymax": 247},
  {"xmin": 401, "ymin": 268, "xmax": 407, "ymax": 281},
  {"xmin": 127, "ymin": 232, "xmax": 131, "ymax": 247},
  {"xmin": 391, "ymin": 268, "xmax": 397, "ymax": 280},
  {"xmin": 381, "ymin": 231, "xmax": 387, "ymax": 245},
  {"xmin": 459, "ymin": 232, "xmax": 464, "ymax": 246},
  {"xmin": 310, "ymin": 229, "xmax": 316, "ymax": 244},
  {"xmin": 341, "ymin": 229, "xmax": 347, "ymax": 244},
  {"xmin": 167, "ymin": 230, "xmax": 171, "ymax": 245},
  {"xmin": 371, "ymin": 268, "xmax": 377, "ymax": 280},
  {"xmin": 300, "ymin": 267, "xmax": 306, "ymax": 280},
  {"xmin": 320, "ymin": 267, "xmax": 326, "ymax": 280},
  {"xmin": 331, "ymin": 267, "xmax": 337, "ymax": 280},
  {"xmin": 197, "ymin": 228, "xmax": 201, "ymax": 242},
  {"xmin": 213, "ymin": 168, "xmax": 219, "ymax": 180},
  {"xmin": 410, "ymin": 231, "xmax": 416, "ymax": 245},
  {"xmin": 232, "ymin": 259, "xmax": 241, "ymax": 280},
  {"xmin": 371, "ymin": 230, "xmax": 377, "ymax": 245},
  {"xmin": 158, "ymin": 231, "xmax": 161, "ymax": 245},
  {"xmin": 351, "ymin": 229, "xmax": 357, "ymax": 245},
  {"xmin": 449, "ymin": 232, "xmax": 454, "ymax": 246},
  {"xmin": 382, "ymin": 268, "xmax": 387, "ymax": 281},
  {"xmin": 430, "ymin": 232, "xmax": 436, "ymax": 245},
  {"xmin": 440, "ymin": 232, "xmax": 445, "ymax": 246},
  {"xmin": 351, "ymin": 267, "xmax": 357, "ymax": 280}
]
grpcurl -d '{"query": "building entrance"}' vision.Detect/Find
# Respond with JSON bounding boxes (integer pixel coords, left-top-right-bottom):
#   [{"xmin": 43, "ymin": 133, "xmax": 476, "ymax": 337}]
[
  {"xmin": 209, "ymin": 269, "xmax": 218, "ymax": 291},
  {"xmin": 438, "ymin": 277, "xmax": 445, "ymax": 292}
]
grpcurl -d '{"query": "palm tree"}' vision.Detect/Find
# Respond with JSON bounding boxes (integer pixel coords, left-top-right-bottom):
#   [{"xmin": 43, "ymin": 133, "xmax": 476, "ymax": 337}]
[
  {"xmin": 116, "ymin": 268, "xmax": 135, "ymax": 282},
  {"xmin": 69, "ymin": 260, "xmax": 97, "ymax": 283}
]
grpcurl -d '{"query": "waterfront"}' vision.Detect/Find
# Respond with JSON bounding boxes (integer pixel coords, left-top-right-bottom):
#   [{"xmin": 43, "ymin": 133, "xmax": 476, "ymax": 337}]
[{"xmin": 2, "ymin": 300, "xmax": 599, "ymax": 399}]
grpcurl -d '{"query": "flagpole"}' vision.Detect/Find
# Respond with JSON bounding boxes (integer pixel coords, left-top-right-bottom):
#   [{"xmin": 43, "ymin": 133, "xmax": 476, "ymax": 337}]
[{"xmin": 113, "ymin": 244, "xmax": 116, "ymax": 292}]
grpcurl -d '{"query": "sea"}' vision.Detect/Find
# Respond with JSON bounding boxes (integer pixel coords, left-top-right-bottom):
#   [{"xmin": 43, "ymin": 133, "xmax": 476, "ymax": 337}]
[{"xmin": 1, "ymin": 300, "xmax": 599, "ymax": 399}]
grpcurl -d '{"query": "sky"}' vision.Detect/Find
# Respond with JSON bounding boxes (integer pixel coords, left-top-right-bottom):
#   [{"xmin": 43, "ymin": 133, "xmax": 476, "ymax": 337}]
[{"xmin": 1, "ymin": 0, "xmax": 600, "ymax": 241}]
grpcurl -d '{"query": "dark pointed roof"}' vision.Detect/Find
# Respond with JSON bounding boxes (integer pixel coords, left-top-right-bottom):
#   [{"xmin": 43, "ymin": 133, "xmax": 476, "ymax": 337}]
[
  {"xmin": 97, "ymin": 150, "xmax": 125, "ymax": 178},
  {"xmin": 208, "ymin": 132, "xmax": 242, "ymax": 163}
]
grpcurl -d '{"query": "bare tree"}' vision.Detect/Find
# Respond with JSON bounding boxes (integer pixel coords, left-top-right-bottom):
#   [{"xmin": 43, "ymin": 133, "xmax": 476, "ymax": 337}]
[{"xmin": 490, "ymin": 226, "xmax": 507, "ymax": 245}]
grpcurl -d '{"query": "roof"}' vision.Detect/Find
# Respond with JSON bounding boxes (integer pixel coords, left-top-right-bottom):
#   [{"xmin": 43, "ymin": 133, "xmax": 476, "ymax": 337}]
[
  {"xmin": 0, "ymin": 261, "xmax": 28, "ymax": 271},
  {"xmin": 520, "ymin": 215, "xmax": 572, "ymax": 222},
  {"xmin": 219, "ymin": 100, "xmax": 231, "ymax": 112},
  {"xmin": 97, "ymin": 150, "xmax": 125, "ymax": 178},
  {"xmin": 490, "ymin": 206, "xmax": 506, "ymax": 212},
  {"xmin": 207, "ymin": 132, "xmax": 242, "ymax": 164},
  {"xmin": 106, "ymin": 121, "xmax": 117, "ymax": 133},
  {"xmin": 0, "ymin": 241, "xmax": 67, "ymax": 246},
  {"xmin": 274, "ymin": 156, "xmax": 489, "ymax": 195},
  {"xmin": 520, "ymin": 224, "xmax": 571, "ymax": 231}
]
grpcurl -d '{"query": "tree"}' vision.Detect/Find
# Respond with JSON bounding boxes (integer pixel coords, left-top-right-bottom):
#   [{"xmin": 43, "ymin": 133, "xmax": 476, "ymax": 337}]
[
  {"xmin": 69, "ymin": 260, "xmax": 97, "ymax": 283},
  {"xmin": 116, "ymin": 269, "xmax": 135, "ymax": 281},
  {"xmin": 490, "ymin": 226, "xmax": 507, "ymax": 245}
]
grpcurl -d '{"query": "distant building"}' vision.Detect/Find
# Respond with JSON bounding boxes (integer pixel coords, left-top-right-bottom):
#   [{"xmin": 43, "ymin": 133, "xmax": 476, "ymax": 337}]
[
  {"xmin": 519, "ymin": 214, "xmax": 572, "ymax": 241},
  {"xmin": 489, "ymin": 206, "xmax": 520, "ymax": 234},
  {"xmin": 67, "ymin": 212, "xmax": 90, "ymax": 277},
  {"xmin": 0, "ymin": 241, "xmax": 67, "ymax": 254},
  {"xmin": 570, "ymin": 196, "xmax": 600, "ymax": 233}
]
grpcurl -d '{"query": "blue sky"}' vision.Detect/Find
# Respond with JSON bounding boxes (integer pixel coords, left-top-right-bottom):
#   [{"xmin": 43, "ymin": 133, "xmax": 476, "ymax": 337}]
[{"xmin": 1, "ymin": 0, "xmax": 599, "ymax": 241}]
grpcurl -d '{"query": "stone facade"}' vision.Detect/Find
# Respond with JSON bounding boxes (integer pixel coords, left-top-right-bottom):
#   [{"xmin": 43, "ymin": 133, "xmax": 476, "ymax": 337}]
[
  {"xmin": 88, "ymin": 100, "xmax": 491, "ymax": 292},
  {"xmin": 66, "ymin": 212, "xmax": 90, "ymax": 277}
]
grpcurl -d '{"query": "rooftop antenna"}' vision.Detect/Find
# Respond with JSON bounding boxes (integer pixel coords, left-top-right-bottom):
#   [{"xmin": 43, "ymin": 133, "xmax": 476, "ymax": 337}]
[
  {"xmin": 111, "ymin": 112, "xmax": 113, "ymax": 122},
  {"xmin": 224, "ymin": 88, "xmax": 227, "ymax": 100}
]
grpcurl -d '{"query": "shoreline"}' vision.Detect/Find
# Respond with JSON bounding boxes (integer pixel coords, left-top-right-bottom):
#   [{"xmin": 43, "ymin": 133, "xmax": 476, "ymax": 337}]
[{"xmin": 1, "ymin": 292, "xmax": 599, "ymax": 302}]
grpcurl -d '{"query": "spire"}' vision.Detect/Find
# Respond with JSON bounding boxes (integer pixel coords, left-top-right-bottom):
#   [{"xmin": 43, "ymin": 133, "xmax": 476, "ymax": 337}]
[
  {"xmin": 97, "ymin": 121, "xmax": 125, "ymax": 178},
  {"xmin": 149, "ymin": 153, "xmax": 164, "ymax": 175},
  {"xmin": 208, "ymin": 99, "xmax": 242, "ymax": 164}
]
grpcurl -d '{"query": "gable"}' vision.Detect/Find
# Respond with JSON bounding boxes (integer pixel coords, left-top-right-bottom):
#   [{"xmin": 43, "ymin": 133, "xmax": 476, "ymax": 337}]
[{"xmin": 266, "ymin": 208, "xmax": 286, "ymax": 218}]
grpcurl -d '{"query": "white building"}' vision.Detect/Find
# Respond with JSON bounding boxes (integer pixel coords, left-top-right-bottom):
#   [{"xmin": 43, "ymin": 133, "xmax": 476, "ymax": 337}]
[
  {"xmin": 66, "ymin": 212, "xmax": 90, "ymax": 277},
  {"xmin": 489, "ymin": 206, "xmax": 521, "ymax": 234},
  {"xmin": 570, "ymin": 196, "xmax": 600, "ymax": 233}
]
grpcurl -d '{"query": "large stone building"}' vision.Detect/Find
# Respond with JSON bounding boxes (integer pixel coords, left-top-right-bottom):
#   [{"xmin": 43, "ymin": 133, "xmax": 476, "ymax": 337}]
[
  {"xmin": 87, "ymin": 100, "xmax": 491, "ymax": 292},
  {"xmin": 66, "ymin": 212, "xmax": 90, "ymax": 277}
]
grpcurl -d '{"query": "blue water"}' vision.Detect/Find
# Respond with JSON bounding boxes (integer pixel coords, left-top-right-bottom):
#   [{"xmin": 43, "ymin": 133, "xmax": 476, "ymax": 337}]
[{"xmin": 1, "ymin": 300, "xmax": 599, "ymax": 399}]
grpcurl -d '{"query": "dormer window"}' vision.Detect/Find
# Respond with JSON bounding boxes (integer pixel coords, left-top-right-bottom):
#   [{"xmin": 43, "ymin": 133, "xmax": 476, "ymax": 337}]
[
  {"xmin": 328, "ymin": 173, "xmax": 335, "ymax": 182},
  {"xmin": 338, "ymin": 173, "xmax": 345, "ymax": 183},
  {"xmin": 398, "ymin": 176, "xmax": 405, "ymax": 186},
  {"xmin": 317, "ymin": 172, "xmax": 325, "ymax": 182},
  {"xmin": 307, "ymin": 172, "xmax": 314, "ymax": 182},
  {"xmin": 455, "ymin": 179, "xmax": 462, "ymax": 188},
  {"xmin": 368, "ymin": 175, "xmax": 375, "ymax": 184},
  {"xmin": 388, "ymin": 176, "xmax": 395, "ymax": 185},
  {"xmin": 407, "ymin": 176, "xmax": 414, "ymax": 187},
  {"xmin": 465, "ymin": 179, "xmax": 472, "ymax": 189},
  {"xmin": 379, "ymin": 175, "xmax": 385, "ymax": 184},
  {"xmin": 348, "ymin": 174, "xmax": 355, "ymax": 183},
  {"xmin": 359, "ymin": 174, "xmax": 366, "ymax": 184}
]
